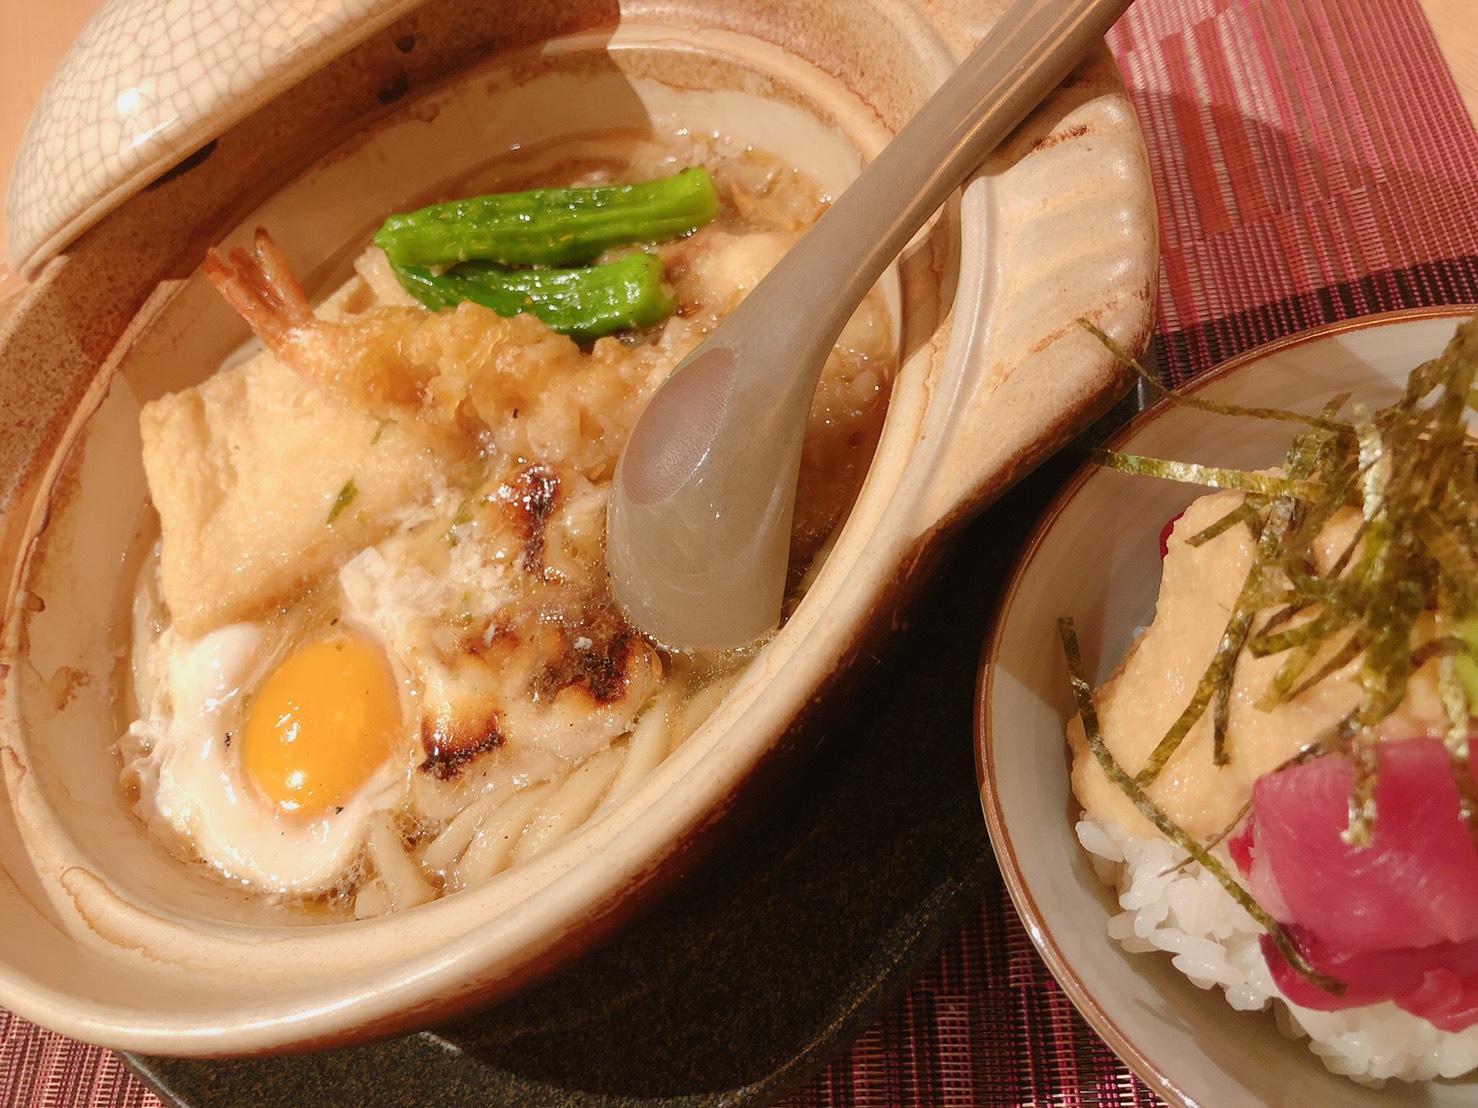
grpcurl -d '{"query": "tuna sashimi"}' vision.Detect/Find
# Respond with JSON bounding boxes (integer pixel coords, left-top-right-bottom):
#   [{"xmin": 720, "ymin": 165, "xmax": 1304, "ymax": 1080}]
[
  {"xmin": 1232, "ymin": 737, "xmax": 1478, "ymax": 1027},
  {"xmin": 1262, "ymin": 925, "xmax": 1478, "ymax": 1030}
]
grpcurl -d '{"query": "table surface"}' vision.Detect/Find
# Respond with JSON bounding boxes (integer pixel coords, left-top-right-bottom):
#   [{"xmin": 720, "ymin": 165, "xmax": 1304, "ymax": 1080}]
[
  {"xmin": 5, "ymin": 3, "xmax": 1478, "ymax": 1108},
  {"xmin": 1422, "ymin": 0, "xmax": 1478, "ymax": 120}
]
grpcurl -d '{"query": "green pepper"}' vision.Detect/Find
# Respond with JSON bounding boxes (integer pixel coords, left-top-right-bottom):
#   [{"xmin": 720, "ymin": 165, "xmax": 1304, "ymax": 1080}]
[
  {"xmin": 392, "ymin": 253, "xmax": 677, "ymax": 342},
  {"xmin": 373, "ymin": 166, "xmax": 719, "ymax": 268}
]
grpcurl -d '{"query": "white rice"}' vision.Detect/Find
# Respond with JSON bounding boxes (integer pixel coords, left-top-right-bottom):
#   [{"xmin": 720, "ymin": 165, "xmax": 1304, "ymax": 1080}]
[{"xmin": 1076, "ymin": 814, "xmax": 1478, "ymax": 1083}]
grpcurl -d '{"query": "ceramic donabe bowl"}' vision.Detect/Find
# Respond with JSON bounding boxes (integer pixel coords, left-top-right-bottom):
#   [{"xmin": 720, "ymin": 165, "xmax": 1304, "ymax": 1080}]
[{"xmin": 0, "ymin": 0, "xmax": 1155, "ymax": 1054}]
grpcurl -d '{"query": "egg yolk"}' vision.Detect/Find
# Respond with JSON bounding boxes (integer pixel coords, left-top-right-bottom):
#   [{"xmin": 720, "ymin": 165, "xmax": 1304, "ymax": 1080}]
[{"xmin": 242, "ymin": 635, "xmax": 401, "ymax": 813}]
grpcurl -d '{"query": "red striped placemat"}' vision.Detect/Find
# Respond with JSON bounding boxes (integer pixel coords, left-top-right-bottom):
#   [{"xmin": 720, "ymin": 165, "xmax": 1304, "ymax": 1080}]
[
  {"xmin": 0, "ymin": 1009, "xmax": 156, "ymax": 1108},
  {"xmin": 6, "ymin": 0, "xmax": 1478, "ymax": 1104},
  {"xmin": 1116, "ymin": 0, "xmax": 1478, "ymax": 384}
]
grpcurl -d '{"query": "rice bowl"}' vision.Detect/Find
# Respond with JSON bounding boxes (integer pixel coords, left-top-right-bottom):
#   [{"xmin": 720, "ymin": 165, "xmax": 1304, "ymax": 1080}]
[{"xmin": 979, "ymin": 306, "xmax": 1478, "ymax": 1107}]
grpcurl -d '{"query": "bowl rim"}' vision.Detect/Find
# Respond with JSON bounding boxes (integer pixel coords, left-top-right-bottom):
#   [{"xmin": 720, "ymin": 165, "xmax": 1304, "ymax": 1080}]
[{"xmin": 975, "ymin": 301, "xmax": 1478, "ymax": 1107}]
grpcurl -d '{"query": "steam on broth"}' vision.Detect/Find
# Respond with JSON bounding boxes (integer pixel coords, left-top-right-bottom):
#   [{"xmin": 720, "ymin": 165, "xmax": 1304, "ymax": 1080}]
[{"xmin": 118, "ymin": 129, "xmax": 897, "ymax": 918}]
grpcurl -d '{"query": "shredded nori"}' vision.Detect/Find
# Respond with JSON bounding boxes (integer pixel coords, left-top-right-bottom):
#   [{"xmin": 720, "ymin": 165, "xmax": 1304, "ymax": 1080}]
[
  {"xmin": 1068, "ymin": 313, "xmax": 1478, "ymax": 992},
  {"xmin": 1086, "ymin": 314, "xmax": 1478, "ymax": 831}
]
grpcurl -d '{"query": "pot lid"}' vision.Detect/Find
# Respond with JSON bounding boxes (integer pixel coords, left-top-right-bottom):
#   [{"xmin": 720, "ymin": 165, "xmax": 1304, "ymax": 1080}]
[{"xmin": 5, "ymin": 0, "xmax": 425, "ymax": 280}]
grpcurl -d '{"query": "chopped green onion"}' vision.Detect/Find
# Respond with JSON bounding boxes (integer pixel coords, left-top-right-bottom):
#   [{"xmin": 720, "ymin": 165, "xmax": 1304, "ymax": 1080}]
[{"xmin": 327, "ymin": 478, "xmax": 358, "ymax": 525}]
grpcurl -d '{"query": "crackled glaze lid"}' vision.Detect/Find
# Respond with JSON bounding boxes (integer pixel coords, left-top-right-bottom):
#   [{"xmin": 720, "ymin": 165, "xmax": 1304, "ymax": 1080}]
[{"xmin": 4, "ymin": 0, "xmax": 428, "ymax": 279}]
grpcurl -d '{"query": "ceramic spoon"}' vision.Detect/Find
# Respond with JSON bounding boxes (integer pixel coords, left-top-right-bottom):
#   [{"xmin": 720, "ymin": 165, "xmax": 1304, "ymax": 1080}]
[{"xmin": 606, "ymin": 0, "xmax": 1132, "ymax": 651}]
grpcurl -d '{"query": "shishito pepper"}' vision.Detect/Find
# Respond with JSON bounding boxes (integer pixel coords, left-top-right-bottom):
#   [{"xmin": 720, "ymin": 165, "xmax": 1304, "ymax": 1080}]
[
  {"xmin": 392, "ymin": 253, "xmax": 677, "ymax": 342},
  {"xmin": 373, "ymin": 166, "xmax": 719, "ymax": 268}
]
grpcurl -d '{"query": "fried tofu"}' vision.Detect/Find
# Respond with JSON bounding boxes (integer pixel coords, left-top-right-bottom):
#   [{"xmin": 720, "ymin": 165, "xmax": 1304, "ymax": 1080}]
[{"xmin": 140, "ymin": 349, "xmax": 449, "ymax": 638}]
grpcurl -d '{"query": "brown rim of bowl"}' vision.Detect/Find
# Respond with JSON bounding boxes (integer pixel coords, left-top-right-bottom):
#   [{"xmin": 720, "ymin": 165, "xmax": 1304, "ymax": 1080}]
[{"xmin": 973, "ymin": 302, "xmax": 1478, "ymax": 1108}]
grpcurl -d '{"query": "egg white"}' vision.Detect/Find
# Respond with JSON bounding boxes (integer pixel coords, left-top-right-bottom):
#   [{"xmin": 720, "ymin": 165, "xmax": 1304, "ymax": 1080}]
[{"xmin": 124, "ymin": 609, "xmax": 415, "ymax": 897}]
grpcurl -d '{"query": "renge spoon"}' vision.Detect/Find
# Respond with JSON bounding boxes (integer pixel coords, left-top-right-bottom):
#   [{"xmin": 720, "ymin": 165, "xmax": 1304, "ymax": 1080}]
[{"xmin": 606, "ymin": 0, "xmax": 1132, "ymax": 651}]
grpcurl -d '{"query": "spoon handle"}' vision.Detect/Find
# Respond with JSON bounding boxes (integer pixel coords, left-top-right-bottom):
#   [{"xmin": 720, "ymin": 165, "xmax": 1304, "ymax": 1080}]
[{"xmin": 736, "ymin": 0, "xmax": 1135, "ymax": 396}]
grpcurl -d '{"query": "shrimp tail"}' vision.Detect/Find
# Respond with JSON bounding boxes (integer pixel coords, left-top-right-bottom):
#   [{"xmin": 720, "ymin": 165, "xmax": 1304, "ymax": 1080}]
[{"xmin": 203, "ymin": 228, "xmax": 316, "ymax": 353}]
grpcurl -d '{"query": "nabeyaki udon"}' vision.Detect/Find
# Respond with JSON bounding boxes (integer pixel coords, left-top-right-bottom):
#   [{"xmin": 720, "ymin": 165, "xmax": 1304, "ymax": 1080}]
[{"xmin": 122, "ymin": 138, "xmax": 896, "ymax": 917}]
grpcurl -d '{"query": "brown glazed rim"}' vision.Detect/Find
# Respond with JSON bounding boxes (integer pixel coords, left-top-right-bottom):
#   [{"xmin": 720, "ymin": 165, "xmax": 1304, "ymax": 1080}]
[{"xmin": 974, "ymin": 302, "xmax": 1478, "ymax": 1108}]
